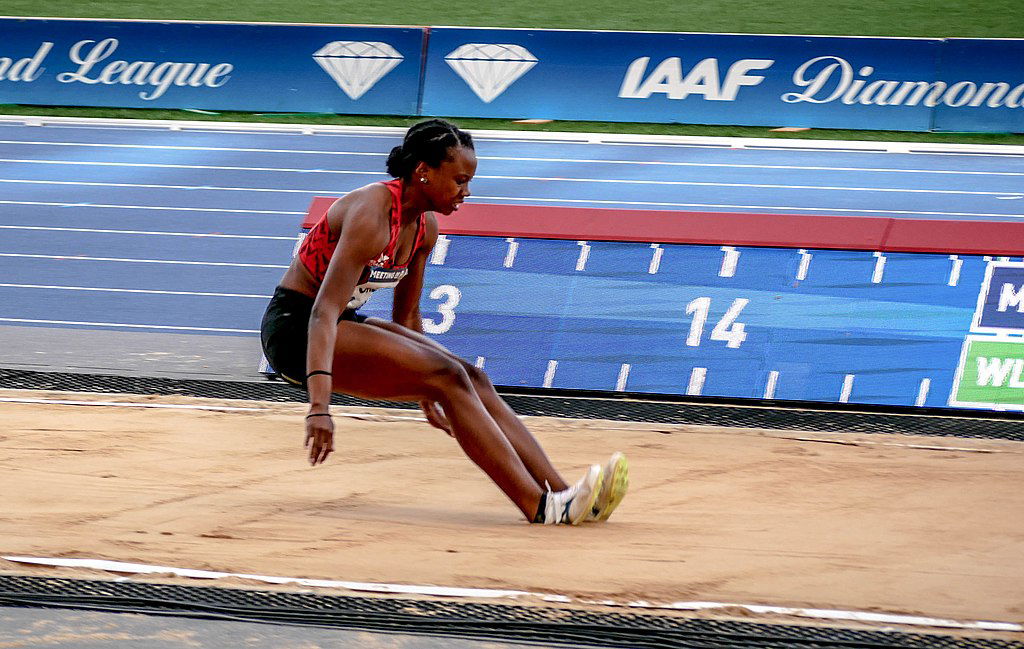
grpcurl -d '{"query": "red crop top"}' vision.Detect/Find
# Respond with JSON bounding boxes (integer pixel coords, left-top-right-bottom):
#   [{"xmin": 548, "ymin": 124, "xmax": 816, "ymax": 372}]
[{"xmin": 297, "ymin": 179, "xmax": 426, "ymax": 310}]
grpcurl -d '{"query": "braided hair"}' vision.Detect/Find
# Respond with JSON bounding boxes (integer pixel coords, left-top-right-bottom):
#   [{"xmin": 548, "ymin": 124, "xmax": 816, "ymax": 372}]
[{"xmin": 385, "ymin": 119, "xmax": 474, "ymax": 179}]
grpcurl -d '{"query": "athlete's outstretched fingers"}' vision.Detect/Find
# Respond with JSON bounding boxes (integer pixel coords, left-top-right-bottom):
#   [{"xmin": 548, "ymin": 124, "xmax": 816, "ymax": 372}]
[
  {"xmin": 420, "ymin": 400, "xmax": 453, "ymax": 435},
  {"xmin": 305, "ymin": 416, "xmax": 334, "ymax": 465}
]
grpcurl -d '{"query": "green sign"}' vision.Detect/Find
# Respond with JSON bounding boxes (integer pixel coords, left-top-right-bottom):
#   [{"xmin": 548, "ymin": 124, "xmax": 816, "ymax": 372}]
[{"xmin": 951, "ymin": 337, "xmax": 1024, "ymax": 410}]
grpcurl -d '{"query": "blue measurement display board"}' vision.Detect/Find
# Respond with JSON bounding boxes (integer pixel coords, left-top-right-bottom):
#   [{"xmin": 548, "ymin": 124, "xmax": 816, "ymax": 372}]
[{"xmin": 350, "ymin": 236, "xmax": 1020, "ymax": 410}]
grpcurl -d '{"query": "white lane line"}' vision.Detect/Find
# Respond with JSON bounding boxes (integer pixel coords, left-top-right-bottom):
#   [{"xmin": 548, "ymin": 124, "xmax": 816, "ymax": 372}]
[
  {"xmin": 0, "ymin": 178, "xmax": 322, "ymax": 194},
  {"xmin": 0, "ymin": 158, "xmax": 380, "ymax": 176},
  {"xmin": 1, "ymin": 196, "xmax": 1018, "ymax": 220},
  {"xmin": 0, "ymin": 397, "xmax": 268, "ymax": 411},
  {"xmin": 0, "ymin": 139, "xmax": 386, "ymax": 156},
  {"xmin": 0, "ymin": 224, "xmax": 295, "ymax": 240},
  {"xmin": 486, "ymin": 155, "xmax": 1024, "ymax": 175},
  {"xmin": 0, "ymin": 252, "xmax": 288, "ymax": 268},
  {"xmin": 1, "ymin": 177, "xmax": 1016, "ymax": 199},
  {"xmin": 1, "ymin": 195, "xmax": 1018, "ymax": 220},
  {"xmin": 0, "ymin": 317, "xmax": 258, "ymax": 333},
  {"xmin": 488, "ymin": 175, "xmax": 1020, "ymax": 196},
  {"xmin": 11, "ymin": 126, "xmax": 403, "ymax": 142},
  {"xmin": 30, "ymin": 126, "xmax": 395, "ymax": 140},
  {"xmin": 0, "ymin": 283, "xmax": 269, "ymax": 298},
  {"xmin": 3, "ymin": 156, "xmax": 1022, "ymax": 177},
  {"xmin": 0, "ymin": 200, "xmax": 304, "ymax": 215},
  {"xmin": 0, "ymin": 397, "xmax": 427, "ymax": 420},
  {"xmin": 903, "ymin": 150, "xmax": 1024, "ymax": 159}
]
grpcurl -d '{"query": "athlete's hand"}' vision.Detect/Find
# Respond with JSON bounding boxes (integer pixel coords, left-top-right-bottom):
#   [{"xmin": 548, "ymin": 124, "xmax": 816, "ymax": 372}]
[
  {"xmin": 420, "ymin": 400, "xmax": 453, "ymax": 437},
  {"xmin": 304, "ymin": 412, "xmax": 334, "ymax": 465}
]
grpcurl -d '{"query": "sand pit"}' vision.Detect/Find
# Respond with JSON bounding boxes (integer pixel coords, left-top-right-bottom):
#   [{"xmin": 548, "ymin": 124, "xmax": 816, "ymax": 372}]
[{"xmin": 0, "ymin": 389, "xmax": 1021, "ymax": 631}]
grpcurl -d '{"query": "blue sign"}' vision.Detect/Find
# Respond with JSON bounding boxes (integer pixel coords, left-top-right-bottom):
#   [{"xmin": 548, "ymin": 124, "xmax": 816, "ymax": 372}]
[
  {"xmin": 972, "ymin": 262, "xmax": 1024, "ymax": 334},
  {"xmin": 348, "ymin": 237, "xmax": 998, "ymax": 409},
  {"xmin": 0, "ymin": 18, "xmax": 425, "ymax": 114},
  {"xmin": 932, "ymin": 39, "xmax": 1024, "ymax": 133},
  {"xmin": 2, "ymin": 19, "xmax": 1021, "ymax": 132},
  {"xmin": 422, "ymin": 27, "xmax": 945, "ymax": 131}
]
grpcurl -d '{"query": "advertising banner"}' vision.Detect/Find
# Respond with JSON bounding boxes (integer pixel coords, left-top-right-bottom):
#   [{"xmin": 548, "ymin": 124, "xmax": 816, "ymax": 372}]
[
  {"xmin": 932, "ymin": 39, "xmax": 1024, "ymax": 133},
  {"xmin": 971, "ymin": 262, "xmax": 1024, "ymax": 334},
  {"xmin": 422, "ymin": 27, "xmax": 945, "ymax": 130},
  {"xmin": 0, "ymin": 17, "xmax": 425, "ymax": 114},
  {"xmin": 2, "ymin": 19, "xmax": 1021, "ymax": 132},
  {"xmin": 951, "ymin": 337, "xmax": 1024, "ymax": 411}
]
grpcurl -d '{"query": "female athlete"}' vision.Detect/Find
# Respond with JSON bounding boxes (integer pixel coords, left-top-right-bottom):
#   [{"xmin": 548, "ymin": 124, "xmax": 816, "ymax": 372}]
[{"xmin": 261, "ymin": 119, "xmax": 628, "ymax": 525}]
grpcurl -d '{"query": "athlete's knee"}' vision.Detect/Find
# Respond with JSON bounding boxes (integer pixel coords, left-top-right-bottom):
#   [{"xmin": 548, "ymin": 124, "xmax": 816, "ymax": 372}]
[
  {"xmin": 422, "ymin": 354, "xmax": 473, "ymax": 397},
  {"xmin": 461, "ymin": 361, "xmax": 493, "ymax": 390}
]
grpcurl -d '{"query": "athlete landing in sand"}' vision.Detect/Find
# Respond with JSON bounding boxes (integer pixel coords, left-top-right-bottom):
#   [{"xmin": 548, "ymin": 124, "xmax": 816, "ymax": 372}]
[{"xmin": 261, "ymin": 119, "xmax": 628, "ymax": 525}]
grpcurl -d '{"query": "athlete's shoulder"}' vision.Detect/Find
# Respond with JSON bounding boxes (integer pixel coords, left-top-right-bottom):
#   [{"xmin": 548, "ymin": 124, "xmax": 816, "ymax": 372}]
[
  {"xmin": 326, "ymin": 183, "xmax": 392, "ymax": 249},
  {"xmin": 329, "ymin": 182, "xmax": 392, "ymax": 218}
]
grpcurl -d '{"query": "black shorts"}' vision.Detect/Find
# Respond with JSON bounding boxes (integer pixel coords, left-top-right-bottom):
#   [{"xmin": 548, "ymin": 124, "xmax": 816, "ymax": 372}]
[{"xmin": 260, "ymin": 286, "xmax": 366, "ymax": 387}]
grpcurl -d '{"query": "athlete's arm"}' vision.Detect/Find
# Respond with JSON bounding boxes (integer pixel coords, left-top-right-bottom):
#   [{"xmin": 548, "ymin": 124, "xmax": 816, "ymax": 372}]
[
  {"xmin": 304, "ymin": 187, "xmax": 390, "ymax": 464},
  {"xmin": 392, "ymin": 213, "xmax": 439, "ymax": 333}
]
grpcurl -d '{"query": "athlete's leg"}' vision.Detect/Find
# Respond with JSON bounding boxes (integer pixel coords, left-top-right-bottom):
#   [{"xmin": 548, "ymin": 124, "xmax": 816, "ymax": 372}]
[
  {"xmin": 328, "ymin": 320, "xmax": 542, "ymax": 519},
  {"xmin": 364, "ymin": 318, "xmax": 569, "ymax": 492}
]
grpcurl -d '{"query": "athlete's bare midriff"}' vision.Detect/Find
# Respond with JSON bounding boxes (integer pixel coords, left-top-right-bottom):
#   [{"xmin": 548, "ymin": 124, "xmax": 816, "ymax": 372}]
[{"xmin": 277, "ymin": 257, "xmax": 322, "ymax": 301}]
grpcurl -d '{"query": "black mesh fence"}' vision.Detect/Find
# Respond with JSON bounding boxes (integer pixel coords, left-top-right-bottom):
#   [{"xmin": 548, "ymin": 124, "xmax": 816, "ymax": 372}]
[
  {"xmin": 1, "ymin": 367, "xmax": 1021, "ymax": 441},
  {"xmin": 0, "ymin": 575, "xmax": 1019, "ymax": 649}
]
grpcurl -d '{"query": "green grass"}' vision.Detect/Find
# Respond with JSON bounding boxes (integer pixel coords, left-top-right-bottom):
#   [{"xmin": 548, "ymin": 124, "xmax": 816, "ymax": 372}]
[
  {"xmin": 3, "ymin": 105, "xmax": 1022, "ymax": 146},
  {"xmin": 5, "ymin": 0, "xmax": 1023, "ymax": 37},
  {"xmin": 2, "ymin": 1, "xmax": 1023, "ymax": 143}
]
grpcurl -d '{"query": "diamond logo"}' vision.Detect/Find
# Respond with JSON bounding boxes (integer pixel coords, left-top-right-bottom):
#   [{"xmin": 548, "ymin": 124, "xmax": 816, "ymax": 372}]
[
  {"xmin": 444, "ymin": 43, "xmax": 537, "ymax": 103},
  {"xmin": 313, "ymin": 41, "xmax": 403, "ymax": 100}
]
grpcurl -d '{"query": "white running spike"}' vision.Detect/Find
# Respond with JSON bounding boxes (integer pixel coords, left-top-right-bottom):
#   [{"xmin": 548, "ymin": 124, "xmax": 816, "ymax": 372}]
[{"xmin": 542, "ymin": 464, "xmax": 603, "ymax": 525}]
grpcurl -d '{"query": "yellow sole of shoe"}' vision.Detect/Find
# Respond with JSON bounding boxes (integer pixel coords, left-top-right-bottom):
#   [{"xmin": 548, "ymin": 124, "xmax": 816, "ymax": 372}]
[{"xmin": 596, "ymin": 455, "xmax": 629, "ymax": 522}]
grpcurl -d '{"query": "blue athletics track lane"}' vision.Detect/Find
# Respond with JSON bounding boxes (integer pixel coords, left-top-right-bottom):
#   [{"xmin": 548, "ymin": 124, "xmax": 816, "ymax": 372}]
[{"xmin": 0, "ymin": 116, "xmax": 1023, "ymax": 340}]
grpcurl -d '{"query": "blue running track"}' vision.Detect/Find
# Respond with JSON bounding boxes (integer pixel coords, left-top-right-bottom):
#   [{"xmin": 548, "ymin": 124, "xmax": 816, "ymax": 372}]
[{"xmin": 1, "ymin": 118, "xmax": 1022, "ymax": 339}]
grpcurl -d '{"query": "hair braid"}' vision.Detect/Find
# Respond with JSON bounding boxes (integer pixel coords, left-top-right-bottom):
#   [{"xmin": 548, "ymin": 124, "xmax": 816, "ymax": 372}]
[{"xmin": 385, "ymin": 119, "xmax": 474, "ymax": 179}]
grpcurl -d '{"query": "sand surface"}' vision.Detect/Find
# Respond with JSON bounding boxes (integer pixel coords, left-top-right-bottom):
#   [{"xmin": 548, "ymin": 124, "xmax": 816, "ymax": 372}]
[{"xmin": 1, "ymin": 389, "xmax": 1022, "ymax": 630}]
